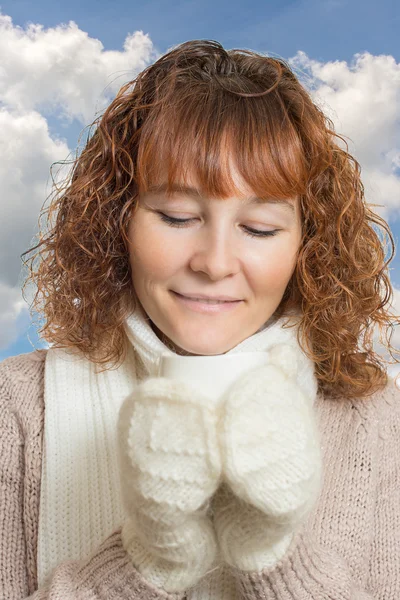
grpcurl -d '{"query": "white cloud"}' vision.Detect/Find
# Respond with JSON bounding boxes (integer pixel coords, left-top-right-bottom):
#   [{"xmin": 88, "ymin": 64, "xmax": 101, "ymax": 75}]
[
  {"xmin": 0, "ymin": 280, "xmax": 28, "ymax": 347},
  {"xmin": 0, "ymin": 108, "xmax": 70, "ymax": 286},
  {"xmin": 0, "ymin": 12, "xmax": 158, "ymax": 123},
  {"xmin": 290, "ymin": 51, "xmax": 400, "ymax": 221}
]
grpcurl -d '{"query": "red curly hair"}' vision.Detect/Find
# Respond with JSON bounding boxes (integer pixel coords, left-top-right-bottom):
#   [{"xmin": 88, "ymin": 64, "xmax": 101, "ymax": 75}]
[{"xmin": 20, "ymin": 39, "xmax": 400, "ymax": 400}]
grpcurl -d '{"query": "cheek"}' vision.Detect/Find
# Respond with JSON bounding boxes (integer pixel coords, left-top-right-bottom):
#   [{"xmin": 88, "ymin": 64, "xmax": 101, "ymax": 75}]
[
  {"xmin": 248, "ymin": 241, "xmax": 298, "ymax": 292},
  {"xmin": 128, "ymin": 217, "xmax": 181, "ymax": 278}
]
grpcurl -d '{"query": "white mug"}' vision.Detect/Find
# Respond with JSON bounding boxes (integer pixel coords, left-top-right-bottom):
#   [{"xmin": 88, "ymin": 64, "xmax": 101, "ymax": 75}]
[{"xmin": 157, "ymin": 351, "xmax": 270, "ymax": 400}]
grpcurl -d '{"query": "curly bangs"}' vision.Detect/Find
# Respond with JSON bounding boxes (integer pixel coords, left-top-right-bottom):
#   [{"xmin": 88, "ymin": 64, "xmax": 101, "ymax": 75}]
[{"xmin": 20, "ymin": 39, "xmax": 400, "ymax": 400}]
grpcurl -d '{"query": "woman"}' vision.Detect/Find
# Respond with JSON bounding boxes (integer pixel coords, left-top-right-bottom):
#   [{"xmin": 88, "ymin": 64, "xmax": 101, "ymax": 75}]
[{"xmin": 1, "ymin": 39, "xmax": 400, "ymax": 599}]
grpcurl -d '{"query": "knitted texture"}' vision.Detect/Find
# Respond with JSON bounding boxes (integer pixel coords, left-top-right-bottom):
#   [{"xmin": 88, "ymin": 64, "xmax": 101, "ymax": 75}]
[
  {"xmin": 212, "ymin": 353, "xmax": 322, "ymax": 571},
  {"xmin": 117, "ymin": 376, "xmax": 223, "ymax": 592},
  {"xmin": 36, "ymin": 342, "xmax": 139, "ymax": 588},
  {"xmin": 1, "ymin": 349, "xmax": 400, "ymax": 598}
]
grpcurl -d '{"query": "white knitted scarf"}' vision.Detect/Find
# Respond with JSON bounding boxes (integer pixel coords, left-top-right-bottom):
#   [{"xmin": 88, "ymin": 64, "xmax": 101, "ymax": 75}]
[{"xmin": 37, "ymin": 301, "xmax": 317, "ymax": 597}]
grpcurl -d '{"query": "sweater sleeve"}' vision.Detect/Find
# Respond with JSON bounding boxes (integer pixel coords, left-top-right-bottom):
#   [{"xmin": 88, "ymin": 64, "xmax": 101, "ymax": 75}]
[
  {"xmin": 0, "ymin": 361, "xmax": 186, "ymax": 600},
  {"xmin": 228, "ymin": 380, "xmax": 400, "ymax": 600},
  {"xmin": 229, "ymin": 527, "xmax": 376, "ymax": 599},
  {"xmin": 27, "ymin": 529, "xmax": 186, "ymax": 600},
  {"xmin": 0, "ymin": 359, "xmax": 30, "ymax": 596}
]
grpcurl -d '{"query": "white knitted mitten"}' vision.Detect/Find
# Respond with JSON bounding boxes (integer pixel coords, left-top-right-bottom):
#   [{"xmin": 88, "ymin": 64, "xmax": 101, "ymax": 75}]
[
  {"xmin": 117, "ymin": 376, "xmax": 223, "ymax": 592},
  {"xmin": 212, "ymin": 344, "xmax": 322, "ymax": 571}
]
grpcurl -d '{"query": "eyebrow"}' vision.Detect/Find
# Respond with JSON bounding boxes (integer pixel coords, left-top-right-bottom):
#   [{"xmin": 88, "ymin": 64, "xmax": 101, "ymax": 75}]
[{"xmin": 145, "ymin": 183, "xmax": 295, "ymax": 214}]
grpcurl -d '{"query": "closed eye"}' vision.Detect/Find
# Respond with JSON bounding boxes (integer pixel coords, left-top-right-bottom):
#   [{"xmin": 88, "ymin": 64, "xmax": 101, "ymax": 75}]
[{"xmin": 157, "ymin": 212, "xmax": 280, "ymax": 239}]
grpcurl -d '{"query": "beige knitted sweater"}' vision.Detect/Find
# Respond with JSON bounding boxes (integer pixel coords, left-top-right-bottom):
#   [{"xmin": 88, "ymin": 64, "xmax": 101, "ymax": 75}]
[{"xmin": 1, "ymin": 348, "xmax": 400, "ymax": 599}]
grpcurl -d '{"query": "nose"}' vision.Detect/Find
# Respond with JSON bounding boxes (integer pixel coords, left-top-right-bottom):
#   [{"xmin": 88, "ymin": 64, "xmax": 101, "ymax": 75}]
[{"xmin": 188, "ymin": 226, "xmax": 241, "ymax": 281}]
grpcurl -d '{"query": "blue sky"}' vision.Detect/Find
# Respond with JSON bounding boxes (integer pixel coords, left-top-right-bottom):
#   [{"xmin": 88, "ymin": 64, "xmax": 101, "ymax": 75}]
[
  {"xmin": 0, "ymin": 0, "xmax": 399, "ymax": 369},
  {"xmin": 2, "ymin": 0, "xmax": 400, "ymax": 64}
]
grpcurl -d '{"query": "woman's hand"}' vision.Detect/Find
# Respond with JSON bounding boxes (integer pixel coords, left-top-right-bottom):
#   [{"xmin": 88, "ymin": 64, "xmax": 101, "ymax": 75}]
[
  {"xmin": 211, "ymin": 350, "xmax": 322, "ymax": 571},
  {"xmin": 117, "ymin": 376, "xmax": 223, "ymax": 592}
]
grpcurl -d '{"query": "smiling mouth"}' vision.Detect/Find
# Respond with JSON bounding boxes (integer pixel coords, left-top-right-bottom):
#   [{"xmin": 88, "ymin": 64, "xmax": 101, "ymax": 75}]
[
  {"xmin": 170, "ymin": 290, "xmax": 243, "ymax": 313},
  {"xmin": 174, "ymin": 293, "xmax": 237, "ymax": 304}
]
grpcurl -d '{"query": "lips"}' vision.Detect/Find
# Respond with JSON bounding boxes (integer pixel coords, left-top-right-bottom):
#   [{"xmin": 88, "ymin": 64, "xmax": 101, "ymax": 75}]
[
  {"xmin": 170, "ymin": 290, "xmax": 243, "ymax": 313},
  {"xmin": 180, "ymin": 296, "xmax": 232, "ymax": 304},
  {"xmin": 172, "ymin": 291, "xmax": 240, "ymax": 302}
]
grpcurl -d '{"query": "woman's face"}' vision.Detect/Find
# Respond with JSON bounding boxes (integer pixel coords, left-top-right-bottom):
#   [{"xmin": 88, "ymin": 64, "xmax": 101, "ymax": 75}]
[{"xmin": 128, "ymin": 161, "xmax": 302, "ymax": 356}]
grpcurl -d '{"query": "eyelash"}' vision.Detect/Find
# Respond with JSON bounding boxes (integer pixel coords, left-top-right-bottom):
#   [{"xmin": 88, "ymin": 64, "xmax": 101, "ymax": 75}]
[{"xmin": 157, "ymin": 212, "xmax": 280, "ymax": 239}]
